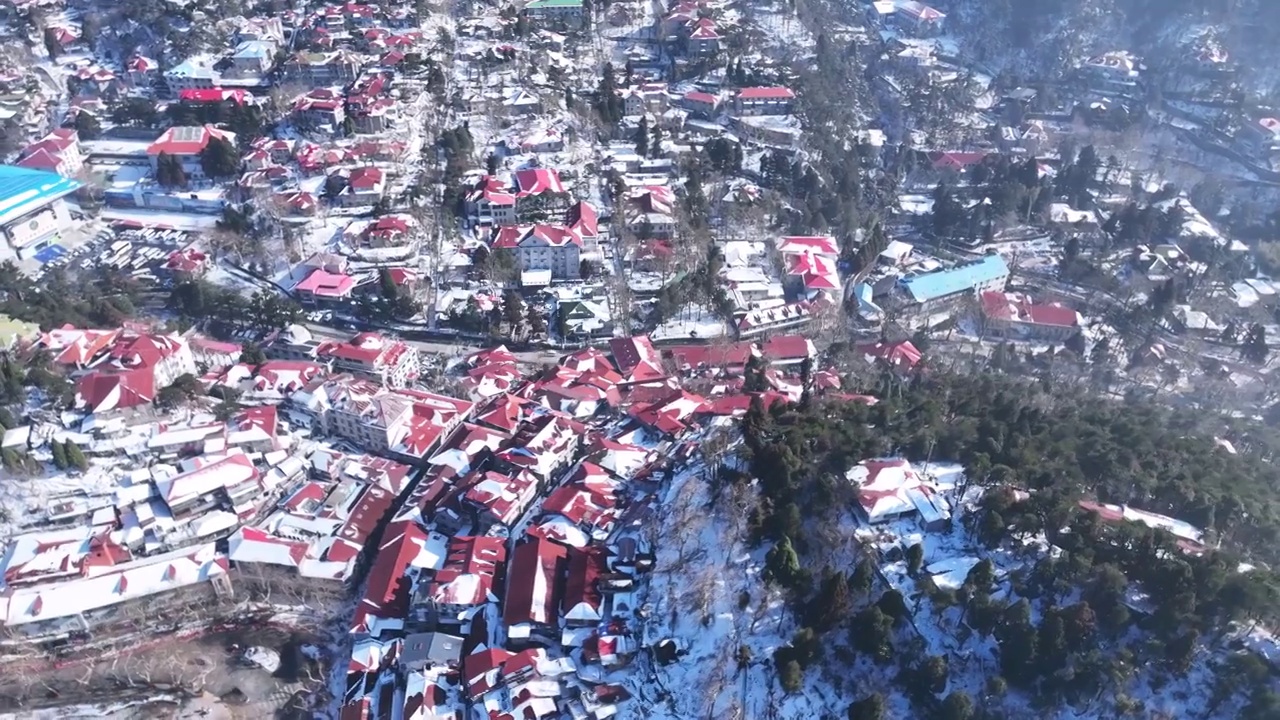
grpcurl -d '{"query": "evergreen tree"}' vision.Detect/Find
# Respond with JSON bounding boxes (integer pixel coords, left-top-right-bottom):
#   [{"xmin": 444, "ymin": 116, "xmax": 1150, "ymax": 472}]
[
  {"xmin": 851, "ymin": 606, "xmax": 895, "ymax": 663},
  {"xmin": 778, "ymin": 658, "xmax": 803, "ymax": 693},
  {"xmin": 920, "ymin": 654, "xmax": 949, "ymax": 694},
  {"xmin": 1, "ymin": 447, "xmax": 20, "ymax": 472},
  {"xmin": 379, "ymin": 268, "xmax": 400, "ymax": 301},
  {"xmin": 73, "ymin": 111, "xmax": 102, "ymax": 140},
  {"xmin": 940, "ymin": 691, "xmax": 974, "ymax": 720},
  {"xmin": 51, "ymin": 440, "xmax": 68, "ymax": 470},
  {"xmin": 66, "ymin": 441, "xmax": 88, "ymax": 471},
  {"xmin": 765, "ymin": 535, "xmax": 802, "ymax": 587},
  {"xmin": 907, "ymin": 543, "xmax": 925, "ymax": 576},
  {"xmin": 199, "ymin": 136, "xmax": 241, "ymax": 179},
  {"xmin": 847, "ymin": 693, "xmax": 885, "ymax": 720},
  {"xmin": 851, "ymin": 555, "xmax": 876, "ymax": 597},
  {"xmin": 1242, "ymin": 324, "xmax": 1269, "ymax": 365},
  {"xmin": 42, "ymin": 28, "xmax": 62, "ymax": 59},
  {"xmin": 635, "ymin": 116, "xmax": 650, "ymax": 157},
  {"xmin": 156, "ymin": 152, "xmax": 188, "ymax": 188}
]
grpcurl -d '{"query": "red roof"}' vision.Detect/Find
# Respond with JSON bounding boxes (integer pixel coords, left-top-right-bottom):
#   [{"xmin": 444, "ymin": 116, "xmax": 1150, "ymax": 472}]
[
  {"xmin": 761, "ymin": 335, "xmax": 814, "ymax": 362},
  {"xmin": 980, "ymin": 291, "xmax": 1080, "ymax": 328},
  {"xmin": 683, "ymin": 90, "xmax": 719, "ymax": 105},
  {"xmin": 16, "ymin": 148, "xmax": 66, "ymax": 172},
  {"xmin": 296, "ymin": 269, "xmax": 355, "ymax": 297},
  {"xmin": 347, "ymin": 166, "xmax": 384, "ymax": 189},
  {"xmin": 662, "ymin": 342, "xmax": 754, "ymax": 371},
  {"xmin": 503, "ymin": 535, "xmax": 569, "ymax": 628},
  {"xmin": 77, "ymin": 367, "xmax": 156, "ymax": 413},
  {"xmin": 429, "ymin": 536, "xmax": 507, "ymax": 608},
  {"xmin": 179, "ymin": 88, "xmax": 250, "ymax": 104},
  {"xmin": 512, "ymin": 168, "xmax": 566, "ymax": 196},
  {"xmin": 146, "ymin": 125, "xmax": 233, "ymax": 156},
  {"xmin": 856, "ymin": 340, "xmax": 922, "ymax": 369},
  {"xmin": 351, "ymin": 520, "xmax": 427, "ymax": 633},
  {"xmin": 929, "ymin": 151, "xmax": 988, "ymax": 171},
  {"xmin": 561, "ymin": 545, "xmax": 605, "ymax": 621},
  {"xmin": 609, "ymin": 336, "xmax": 666, "ymax": 384},
  {"xmin": 565, "ymin": 201, "xmax": 599, "ymax": 237},
  {"xmin": 737, "ymin": 86, "xmax": 795, "ymax": 100}
]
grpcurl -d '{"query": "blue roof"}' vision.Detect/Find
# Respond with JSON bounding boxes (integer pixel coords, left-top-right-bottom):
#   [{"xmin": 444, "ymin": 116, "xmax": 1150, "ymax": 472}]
[
  {"xmin": 0, "ymin": 165, "xmax": 82, "ymax": 226},
  {"xmin": 899, "ymin": 254, "xmax": 1008, "ymax": 303}
]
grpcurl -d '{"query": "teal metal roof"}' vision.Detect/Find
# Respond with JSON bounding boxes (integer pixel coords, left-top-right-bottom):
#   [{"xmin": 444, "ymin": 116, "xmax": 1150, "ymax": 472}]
[
  {"xmin": 0, "ymin": 165, "xmax": 82, "ymax": 226},
  {"xmin": 899, "ymin": 255, "xmax": 1008, "ymax": 303}
]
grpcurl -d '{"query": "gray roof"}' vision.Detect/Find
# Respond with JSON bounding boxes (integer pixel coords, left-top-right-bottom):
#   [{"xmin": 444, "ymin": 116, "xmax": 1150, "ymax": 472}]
[{"xmin": 402, "ymin": 631, "xmax": 465, "ymax": 668}]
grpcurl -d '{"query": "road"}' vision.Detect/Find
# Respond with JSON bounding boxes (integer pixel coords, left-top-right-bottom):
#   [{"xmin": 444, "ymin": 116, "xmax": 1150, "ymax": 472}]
[{"xmin": 302, "ymin": 323, "xmax": 565, "ymax": 365}]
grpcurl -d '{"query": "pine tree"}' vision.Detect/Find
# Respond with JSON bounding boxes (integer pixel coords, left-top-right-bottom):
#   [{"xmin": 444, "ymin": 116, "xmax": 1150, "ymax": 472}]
[
  {"xmin": 907, "ymin": 543, "xmax": 925, "ymax": 576},
  {"xmin": 74, "ymin": 111, "xmax": 102, "ymax": 140},
  {"xmin": 66, "ymin": 441, "xmax": 88, "ymax": 472},
  {"xmin": 1, "ymin": 447, "xmax": 20, "ymax": 472},
  {"xmin": 51, "ymin": 440, "xmax": 68, "ymax": 470},
  {"xmin": 379, "ymin": 268, "xmax": 400, "ymax": 301},
  {"xmin": 200, "ymin": 136, "xmax": 241, "ymax": 179},
  {"xmin": 42, "ymin": 28, "xmax": 62, "ymax": 59},
  {"xmin": 847, "ymin": 693, "xmax": 885, "ymax": 720},
  {"xmin": 635, "ymin": 116, "xmax": 649, "ymax": 157},
  {"xmin": 851, "ymin": 555, "xmax": 876, "ymax": 596}
]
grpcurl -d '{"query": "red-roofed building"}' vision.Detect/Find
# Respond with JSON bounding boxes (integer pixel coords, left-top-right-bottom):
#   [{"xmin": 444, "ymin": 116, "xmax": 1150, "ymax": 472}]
[
  {"xmin": 761, "ymin": 335, "xmax": 815, "ymax": 365},
  {"xmin": 336, "ymin": 166, "xmax": 386, "ymax": 207},
  {"xmin": 503, "ymin": 535, "xmax": 568, "ymax": 641},
  {"xmin": 855, "ymin": 340, "xmax": 922, "ymax": 370},
  {"xmin": 164, "ymin": 248, "xmax": 210, "ymax": 278},
  {"xmin": 490, "ymin": 224, "xmax": 583, "ymax": 279},
  {"xmin": 564, "ymin": 201, "xmax": 598, "ymax": 240},
  {"xmin": 77, "ymin": 332, "xmax": 197, "ymax": 413},
  {"xmin": 475, "ymin": 393, "xmax": 539, "ymax": 434},
  {"xmin": 734, "ymin": 87, "xmax": 795, "ymax": 115},
  {"xmin": 295, "ymin": 268, "xmax": 356, "ymax": 305},
  {"xmin": 609, "ymin": 336, "xmax": 666, "ymax": 385},
  {"xmin": 628, "ymin": 389, "xmax": 707, "ymax": 435},
  {"xmin": 293, "ymin": 89, "xmax": 346, "ymax": 127},
  {"xmin": 459, "ymin": 469, "xmax": 540, "ymax": 530},
  {"xmin": 179, "ymin": 88, "xmax": 252, "ymax": 105},
  {"xmin": 296, "ymin": 376, "xmax": 474, "ymax": 461},
  {"xmin": 125, "ymin": 55, "xmax": 159, "ymax": 86},
  {"xmin": 512, "ymin": 168, "xmax": 567, "ymax": 198},
  {"xmin": 979, "ymin": 291, "xmax": 1082, "ymax": 342},
  {"xmin": 561, "ymin": 546, "xmax": 606, "ymax": 627},
  {"xmin": 540, "ymin": 462, "xmax": 619, "ymax": 540},
  {"xmin": 928, "ymin": 151, "xmax": 989, "ymax": 172},
  {"xmin": 351, "ymin": 520, "xmax": 429, "ymax": 636},
  {"xmin": 680, "ymin": 90, "xmax": 721, "ymax": 117},
  {"xmin": 146, "ymin": 125, "xmax": 236, "ymax": 180},
  {"xmin": 423, "ymin": 536, "xmax": 507, "ymax": 626},
  {"xmin": 17, "ymin": 128, "xmax": 82, "ymax": 177},
  {"xmin": 845, "ymin": 458, "xmax": 949, "ymax": 527},
  {"xmin": 687, "ymin": 17, "xmax": 720, "ymax": 56},
  {"xmin": 315, "ymin": 332, "xmax": 417, "ymax": 386},
  {"xmin": 39, "ymin": 326, "xmax": 121, "ymax": 368},
  {"xmin": 466, "ymin": 175, "xmax": 517, "ymax": 226}
]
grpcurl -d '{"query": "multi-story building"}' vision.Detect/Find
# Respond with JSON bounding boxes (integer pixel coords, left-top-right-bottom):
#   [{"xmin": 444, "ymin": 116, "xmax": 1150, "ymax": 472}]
[
  {"xmin": 733, "ymin": 86, "xmax": 796, "ymax": 116},
  {"xmin": 146, "ymin": 125, "xmax": 237, "ymax": 181},
  {"xmin": 315, "ymin": 332, "xmax": 419, "ymax": 387},
  {"xmin": 491, "ymin": 224, "xmax": 583, "ymax": 280}
]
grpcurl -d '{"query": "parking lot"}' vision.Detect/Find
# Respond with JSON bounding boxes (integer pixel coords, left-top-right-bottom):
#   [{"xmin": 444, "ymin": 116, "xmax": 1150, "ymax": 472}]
[{"xmin": 32, "ymin": 224, "xmax": 196, "ymax": 288}]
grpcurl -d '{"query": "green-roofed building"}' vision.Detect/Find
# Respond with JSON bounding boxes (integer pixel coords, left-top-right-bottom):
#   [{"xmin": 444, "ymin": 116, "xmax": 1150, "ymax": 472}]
[{"xmin": 523, "ymin": 0, "xmax": 584, "ymax": 28}]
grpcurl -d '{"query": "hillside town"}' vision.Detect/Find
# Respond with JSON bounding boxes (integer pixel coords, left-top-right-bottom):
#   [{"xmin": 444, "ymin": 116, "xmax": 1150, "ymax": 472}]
[{"xmin": 3, "ymin": 0, "xmax": 1280, "ymax": 716}]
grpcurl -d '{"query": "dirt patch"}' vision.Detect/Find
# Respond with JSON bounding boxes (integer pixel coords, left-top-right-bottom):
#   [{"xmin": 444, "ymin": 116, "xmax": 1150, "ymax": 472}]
[{"xmin": 0, "ymin": 625, "xmax": 329, "ymax": 715}]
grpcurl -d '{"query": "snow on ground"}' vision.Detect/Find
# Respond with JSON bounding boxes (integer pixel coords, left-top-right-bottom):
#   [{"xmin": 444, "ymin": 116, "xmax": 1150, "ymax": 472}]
[
  {"xmin": 623, "ymin": 429, "xmax": 912, "ymax": 720},
  {"xmin": 650, "ymin": 303, "xmax": 730, "ymax": 341}
]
